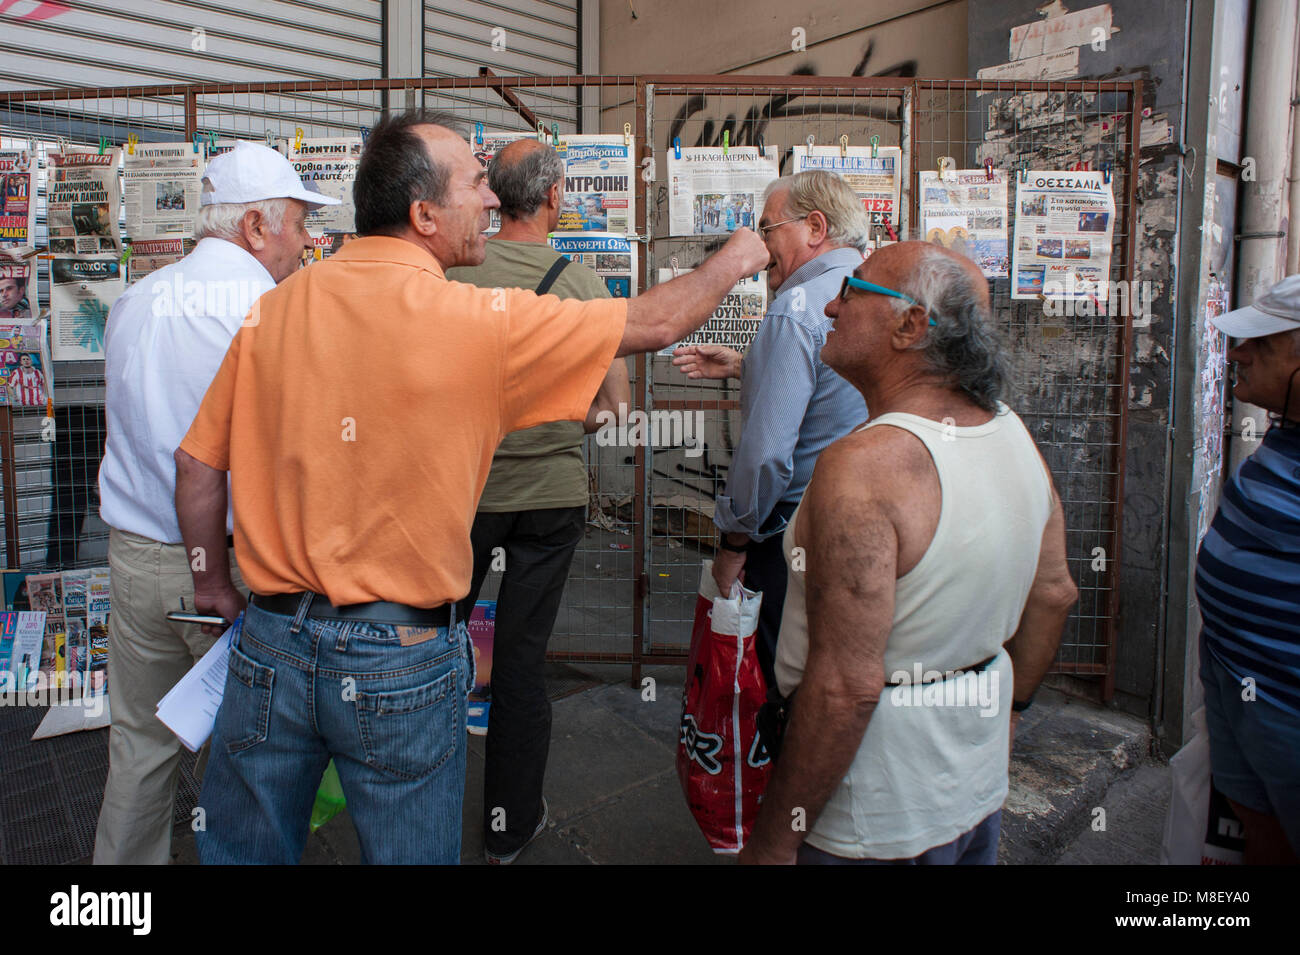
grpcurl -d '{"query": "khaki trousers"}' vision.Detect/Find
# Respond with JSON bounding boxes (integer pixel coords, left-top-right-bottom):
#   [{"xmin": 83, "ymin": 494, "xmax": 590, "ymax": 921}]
[{"xmin": 92, "ymin": 528, "xmax": 246, "ymax": 865}]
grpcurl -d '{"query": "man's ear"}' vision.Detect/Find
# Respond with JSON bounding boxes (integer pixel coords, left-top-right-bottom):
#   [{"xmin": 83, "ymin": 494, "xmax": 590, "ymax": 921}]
[
  {"xmin": 240, "ymin": 209, "xmax": 268, "ymax": 251},
  {"xmin": 891, "ymin": 305, "xmax": 930, "ymax": 349},
  {"xmin": 549, "ymin": 181, "xmax": 563, "ymax": 210},
  {"xmin": 410, "ymin": 198, "xmax": 439, "ymax": 237},
  {"xmin": 806, "ymin": 209, "xmax": 829, "ymax": 245}
]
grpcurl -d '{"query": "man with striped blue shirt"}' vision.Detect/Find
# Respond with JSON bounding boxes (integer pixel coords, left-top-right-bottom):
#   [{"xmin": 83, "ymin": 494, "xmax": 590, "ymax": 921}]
[
  {"xmin": 673, "ymin": 171, "xmax": 868, "ymax": 686},
  {"xmin": 1195, "ymin": 273, "xmax": 1300, "ymax": 864}
]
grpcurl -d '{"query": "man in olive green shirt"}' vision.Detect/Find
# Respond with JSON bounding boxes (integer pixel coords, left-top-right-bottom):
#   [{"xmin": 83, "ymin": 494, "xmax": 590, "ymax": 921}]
[{"xmin": 448, "ymin": 138, "xmax": 628, "ymax": 864}]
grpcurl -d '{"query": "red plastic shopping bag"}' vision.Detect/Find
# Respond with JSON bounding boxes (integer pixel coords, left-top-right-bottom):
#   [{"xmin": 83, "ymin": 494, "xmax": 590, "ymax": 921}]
[{"xmin": 677, "ymin": 559, "xmax": 769, "ymax": 854}]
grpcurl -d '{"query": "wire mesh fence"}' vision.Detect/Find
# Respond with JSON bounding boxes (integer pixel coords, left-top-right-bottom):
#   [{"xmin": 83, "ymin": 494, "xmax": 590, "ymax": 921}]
[{"xmin": 0, "ymin": 74, "xmax": 1138, "ymax": 695}]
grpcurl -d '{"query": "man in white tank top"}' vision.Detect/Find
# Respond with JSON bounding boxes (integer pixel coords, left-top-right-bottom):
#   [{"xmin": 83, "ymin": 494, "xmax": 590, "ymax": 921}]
[{"xmin": 739, "ymin": 242, "xmax": 1078, "ymax": 865}]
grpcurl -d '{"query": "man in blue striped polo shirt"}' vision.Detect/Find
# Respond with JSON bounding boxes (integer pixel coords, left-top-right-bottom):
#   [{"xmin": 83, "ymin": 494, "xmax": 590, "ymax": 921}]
[
  {"xmin": 673, "ymin": 171, "xmax": 869, "ymax": 687},
  {"xmin": 1195, "ymin": 273, "xmax": 1300, "ymax": 864}
]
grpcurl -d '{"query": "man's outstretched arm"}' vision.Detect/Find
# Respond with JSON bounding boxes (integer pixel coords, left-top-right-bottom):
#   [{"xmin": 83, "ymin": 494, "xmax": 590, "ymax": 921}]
[
  {"xmin": 175, "ymin": 447, "xmax": 246, "ymax": 631},
  {"xmin": 617, "ymin": 228, "xmax": 768, "ymax": 356}
]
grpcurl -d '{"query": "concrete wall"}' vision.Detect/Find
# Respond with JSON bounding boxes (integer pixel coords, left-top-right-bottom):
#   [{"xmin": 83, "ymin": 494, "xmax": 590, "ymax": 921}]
[{"xmin": 599, "ymin": 0, "xmax": 967, "ymax": 77}]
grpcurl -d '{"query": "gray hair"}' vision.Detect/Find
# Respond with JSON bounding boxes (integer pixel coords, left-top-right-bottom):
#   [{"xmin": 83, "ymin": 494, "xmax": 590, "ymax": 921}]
[
  {"xmin": 489, "ymin": 145, "xmax": 564, "ymax": 220},
  {"xmin": 763, "ymin": 170, "xmax": 871, "ymax": 252},
  {"xmin": 195, "ymin": 196, "xmax": 292, "ymax": 241},
  {"xmin": 894, "ymin": 246, "xmax": 1009, "ymax": 412}
]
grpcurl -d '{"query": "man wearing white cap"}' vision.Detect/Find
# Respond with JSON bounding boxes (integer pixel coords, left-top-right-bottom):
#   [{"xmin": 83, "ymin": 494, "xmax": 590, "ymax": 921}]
[
  {"xmin": 93, "ymin": 141, "xmax": 334, "ymax": 864},
  {"xmin": 1194, "ymin": 274, "xmax": 1300, "ymax": 864}
]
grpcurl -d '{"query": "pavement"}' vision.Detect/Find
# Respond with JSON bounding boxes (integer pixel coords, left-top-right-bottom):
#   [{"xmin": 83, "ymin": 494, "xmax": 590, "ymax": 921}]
[{"xmin": 161, "ymin": 663, "xmax": 1166, "ymax": 865}]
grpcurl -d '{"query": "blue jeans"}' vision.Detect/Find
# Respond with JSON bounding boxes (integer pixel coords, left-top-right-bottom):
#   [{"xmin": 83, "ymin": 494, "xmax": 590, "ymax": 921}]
[{"xmin": 196, "ymin": 599, "xmax": 473, "ymax": 864}]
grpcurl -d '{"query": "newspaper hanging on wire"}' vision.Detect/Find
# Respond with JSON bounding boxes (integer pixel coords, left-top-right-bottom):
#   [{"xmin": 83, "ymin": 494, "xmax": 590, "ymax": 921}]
[
  {"xmin": 656, "ymin": 268, "xmax": 767, "ymax": 356},
  {"xmin": 49, "ymin": 147, "xmax": 123, "ymax": 255},
  {"xmin": 0, "ymin": 144, "xmax": 37, "ymax": 248},
  {"xmin": 667, "ymin": 147, "xmax": 779, "ymax": 237},
  {"xmin": 124, "ymin": 143, "xmax": 203, "ymax": 278},
  {"xmin": 1, "ymin": 144, "xmax": 39, "ymax": 320},
  {"xmin": 1011, "ymin": 170, "xmax": 1115, "ymax": 301},
  {"xmin": 50, "ymin": 255, "xmax": 124, "ymax": 361},
  {"xmin": 283, "ymin": 137, "xmax": 361, "ymax": 259},
  {"xmin": 918, "ymin": 168, "xmax": 1010, "ymax": 278},
  {"xmin": 554, "ymin": 134, "xmax": 635, "ymax": 235},
  {"xmin": 790, "ymin": 145, "xmax": 902, "ymax": 235},
  {"xmin": 548, "ymin": 232, "xmax": 637, "ymax": 299}
]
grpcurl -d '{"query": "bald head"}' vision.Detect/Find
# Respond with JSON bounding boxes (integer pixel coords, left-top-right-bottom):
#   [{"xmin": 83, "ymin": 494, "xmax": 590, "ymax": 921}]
[
  {"xmin": 861, "ymin": 241, "xmax": 990, "ymax": 311},
  {"xmin": 489, "ymin": 139, "xmax": 564, "ymax": 223}
]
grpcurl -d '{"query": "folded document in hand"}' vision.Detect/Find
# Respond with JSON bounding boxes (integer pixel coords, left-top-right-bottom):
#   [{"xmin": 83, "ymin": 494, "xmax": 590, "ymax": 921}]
[{"xmin": 155, "ymin": 616, "xmax": 240, "ymax": 752}]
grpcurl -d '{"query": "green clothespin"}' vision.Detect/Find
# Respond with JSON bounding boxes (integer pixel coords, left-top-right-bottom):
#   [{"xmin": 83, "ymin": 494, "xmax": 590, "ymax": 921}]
[
  {"xmin": 98, "ymin": 136, "xmax": 109, "ymax": 156},
  {"xmin": 870, "ymin": 135, "xmax": 879, "ymax": 159},
  {"xmin": 551, "ymin": 122, "xmax": 560, "ymax": 146},
  {"xmin": 205, "ymin": 129, "xmax": 218, "ymax": 151},
  {"xmin": 119, "ymin": 245, "xmax": 132, "ymax": 265},
  {"xmin": 722, "ymin": 129, "xmax": 729, "ymax": 156}
]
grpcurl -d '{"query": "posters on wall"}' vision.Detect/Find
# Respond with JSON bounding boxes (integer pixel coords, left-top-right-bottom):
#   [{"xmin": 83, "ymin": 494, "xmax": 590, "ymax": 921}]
[
  {"xmin": 667, "ymin": 146, "xmax": 780, "ymax": 236},
  {"xmin": 548, "ymin": 232, "xmax": 637, "ymax": 299},
  {"xmin": 791, "ymin": 144, "xmax": 903, "ymax": 233},
  {"xmin": 48, "ymin": 147, "xmax": 123, "ymax": 255},
  {"xmin": 554, "ymin": 134, "xmax": 634, "ymax": 234},
  {"xmin": 123, "ymin": 142, "xmax": 202, "ymax": 277},
  {"xmin": 918, "ymin": 168, "xmax": 1010, "ymax": 278},
  {"xmin": 50, "ymin": 255, "xmax": 124, "ymax": 360},
  {"xmin": 282, "ymin": 137, "xmax": 361, "ymax": 247},
  {"xmin": 656, "ymin": 267, "xmax": 767, "ymax": 356},
  {"xmin": 1197, "ymin": 272, "xmax": 1230, "ymax": 544},
  {"xmin": 1011, "ymin": 169, "xmax": 1115, "ymax": 301},
  {"xmin": 0, "ymin": 324, "xmax": 48, "ymax": 407}
]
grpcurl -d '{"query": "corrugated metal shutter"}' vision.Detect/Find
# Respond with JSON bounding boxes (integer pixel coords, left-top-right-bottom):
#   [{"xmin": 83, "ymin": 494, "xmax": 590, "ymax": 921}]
[
  {"xmin": 423, "ymin": 0, "xmax": 580, "ymax": 131},
  {"xmin": 0, "ymin": 0, "xmax": 383, "ymax": 90}
]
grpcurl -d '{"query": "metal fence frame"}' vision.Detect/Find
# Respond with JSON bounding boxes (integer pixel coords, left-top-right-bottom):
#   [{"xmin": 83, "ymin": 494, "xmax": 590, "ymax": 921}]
[{"xmin": 0, "ymin": 73, "xmax": 1140, "ymax": 699}]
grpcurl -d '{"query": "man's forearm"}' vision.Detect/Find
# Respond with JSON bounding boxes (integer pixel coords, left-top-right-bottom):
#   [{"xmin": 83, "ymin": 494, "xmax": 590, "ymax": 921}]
[
  {"xmin": 619, "ymin": 247, "xmax": 752, "ymax": 356},
  {"xmin": 748, "ymin": 684, "xmax": 878, "ymax": 858},
  {"xmin": 174, "ymin": 448, "xmax": 233, "ymax": 593},
  {"xmin": 1006, "ymin": 597, "xmax": 1071, "ymax": 703}
]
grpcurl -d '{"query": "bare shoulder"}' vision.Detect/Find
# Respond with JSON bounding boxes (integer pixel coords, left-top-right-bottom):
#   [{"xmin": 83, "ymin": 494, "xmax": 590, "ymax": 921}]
[{"xmin": 815, "ymin": 423, "xmax": 934, "ymax": 493}]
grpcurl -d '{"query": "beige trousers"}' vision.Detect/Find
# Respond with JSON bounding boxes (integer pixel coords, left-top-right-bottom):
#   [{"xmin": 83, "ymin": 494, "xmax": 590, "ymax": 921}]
[{"xmin": 92, "ymin": 528, "xmax": 246, "ymax": 865}]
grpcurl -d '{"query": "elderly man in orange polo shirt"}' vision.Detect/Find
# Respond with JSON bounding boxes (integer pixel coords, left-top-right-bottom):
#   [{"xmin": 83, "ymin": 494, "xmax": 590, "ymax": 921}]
[{"xmin": 174, "ymin": 109, "xmax": 769, "ymax": 865}]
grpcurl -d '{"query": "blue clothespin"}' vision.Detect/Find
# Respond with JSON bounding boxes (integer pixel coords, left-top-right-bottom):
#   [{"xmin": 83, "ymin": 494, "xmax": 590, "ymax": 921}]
[
  {"xmin": 551, "ymin": 122, "xmax": 560, "ymax": 146},
  {"xmin": 205, "ymin": 130, "xmax": 217, "ymax": 151},
  {"xmin": 1101, "ymin": 161, "xmax": 1113, "ymax": 184},
  {"xmin": 193, "ymin": 132, "xmax": 203, "ymax": 154},
  {"xmin": 474, "ymin": 122, "xmax": 483, "ymax": 147},
  {"xmin": 360, "ymin": 126, "xmax": 370, "ymax": 145},
  {"xmin": 673, "ymin": 137, "xmax": 681, "ymax": 160}
]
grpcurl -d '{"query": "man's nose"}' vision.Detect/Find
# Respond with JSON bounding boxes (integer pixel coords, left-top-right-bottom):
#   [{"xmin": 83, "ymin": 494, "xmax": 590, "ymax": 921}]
[{"xmin": 482, "ymin": 186, "xmax": 501, "ymax": 209}]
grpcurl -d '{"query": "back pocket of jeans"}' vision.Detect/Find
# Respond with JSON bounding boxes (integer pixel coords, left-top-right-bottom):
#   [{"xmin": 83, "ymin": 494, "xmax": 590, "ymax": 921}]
[
  {"xmin": 354, "ymin": 667, "xmax": 460, "ymax": 781},
  {"xmin": 220, "ymin": 644, "xmax": 275, "ymax": 755}
]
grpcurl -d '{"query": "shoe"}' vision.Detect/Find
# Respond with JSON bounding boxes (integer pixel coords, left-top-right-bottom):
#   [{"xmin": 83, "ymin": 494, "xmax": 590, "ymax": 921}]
[{"xmin": 484, "ymin": 798, "xmax": 548, "ymax": 865}]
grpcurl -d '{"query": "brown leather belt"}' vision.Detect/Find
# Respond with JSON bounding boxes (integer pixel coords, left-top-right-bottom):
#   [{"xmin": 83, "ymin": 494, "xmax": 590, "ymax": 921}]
[{"xmin": 251, "ymin": 591, "xmax": 451, "ymax": 628}]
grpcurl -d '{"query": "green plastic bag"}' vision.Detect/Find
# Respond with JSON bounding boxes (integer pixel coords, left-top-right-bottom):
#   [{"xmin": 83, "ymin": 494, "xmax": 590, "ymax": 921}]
[{"xmin": 309, "ymin": 760, "xmax": 346, "ymax": 832}]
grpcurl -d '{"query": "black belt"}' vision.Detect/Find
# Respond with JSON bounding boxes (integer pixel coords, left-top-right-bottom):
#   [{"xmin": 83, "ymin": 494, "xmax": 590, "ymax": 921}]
[
  {"xmin": 251, "ymin": 591, "xmax": 451, "ymax": 627},
  {"xmin": 226, "ymin": 534, "xmax": 235, "ymax": 549},
  {"xmin": 884, "ymin": 654, "xmax": 998, "ymax": 686}
]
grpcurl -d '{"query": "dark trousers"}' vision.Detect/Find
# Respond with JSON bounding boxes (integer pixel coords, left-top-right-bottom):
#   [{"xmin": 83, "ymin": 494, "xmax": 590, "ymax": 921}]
[
  {"xmin": 742, "ymin": 500, "xmax": 799, "ymax": 691},
  {"xmin": 796, "ymin": 810, "xmax": 1002, "ymax": 865},
  {"xmin": 46, "ymin": 405, "xmax": 107, "ymax": 567},
  {"xmin": 454, "ymin": 505, "xmax": 585, "ymax": 854}
]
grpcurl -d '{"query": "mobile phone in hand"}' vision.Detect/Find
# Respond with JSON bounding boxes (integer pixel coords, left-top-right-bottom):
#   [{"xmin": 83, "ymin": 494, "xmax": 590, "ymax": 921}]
[{"xmin": 165, "ymin": 611, "xmax": 229, "ymax": 627}]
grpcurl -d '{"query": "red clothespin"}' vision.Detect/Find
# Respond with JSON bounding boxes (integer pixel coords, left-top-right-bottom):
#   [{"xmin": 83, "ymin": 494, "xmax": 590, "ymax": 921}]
[{"xmin": 985, "ymin": 158, "xmax": 995, "ymax": 181}]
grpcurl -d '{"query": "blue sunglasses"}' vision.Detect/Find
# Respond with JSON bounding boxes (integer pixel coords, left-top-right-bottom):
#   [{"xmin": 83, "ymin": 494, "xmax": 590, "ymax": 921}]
[{"xmin": 839, "ymin": 276, "xmax": 937, "ymax": 327}]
